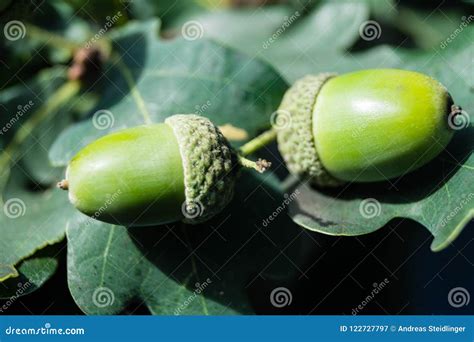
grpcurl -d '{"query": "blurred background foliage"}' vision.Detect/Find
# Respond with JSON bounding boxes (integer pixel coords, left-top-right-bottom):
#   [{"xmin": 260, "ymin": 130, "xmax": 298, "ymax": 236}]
[{"xmin": 1, "ymin": 0, "xmax": 473, "ymax": 87}]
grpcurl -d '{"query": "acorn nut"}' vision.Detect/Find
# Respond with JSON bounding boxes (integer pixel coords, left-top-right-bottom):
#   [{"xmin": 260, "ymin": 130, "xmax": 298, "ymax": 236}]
[
  {"xmin": 277, "ymin": 68, "xmax": 457, "ymax": 186},
  {"xmin": 59, "ymin": 114, "xmax": 239, "ymax": 226}
]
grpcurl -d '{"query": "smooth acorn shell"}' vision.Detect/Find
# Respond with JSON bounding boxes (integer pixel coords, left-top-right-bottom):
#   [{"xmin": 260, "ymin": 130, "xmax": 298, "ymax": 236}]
[
  {"xmin": 313, "ymin": 69, "xmax": 454, "ymax": 182},
  {"xmin": 66, "ymin": 124, "xmax": 186, "ymax": 226}
]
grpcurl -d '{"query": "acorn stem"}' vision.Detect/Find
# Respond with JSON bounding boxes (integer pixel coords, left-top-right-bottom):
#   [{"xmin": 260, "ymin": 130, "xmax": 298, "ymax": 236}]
[
  {"xmin": 238, "ymin": 128, "xmax": 277, "ymax": 156},
  {"xmin": 238, "ymin": 156, "xmax": 271, "ymax": 173}
]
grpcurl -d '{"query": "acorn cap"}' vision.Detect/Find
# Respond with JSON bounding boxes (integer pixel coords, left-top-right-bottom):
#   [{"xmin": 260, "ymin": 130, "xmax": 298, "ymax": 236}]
[
  {"xmin": 165, "ymin": 114, "xmax": 238, "ymax": 224},
  {"xmin": 276, "ymin": 73, "xmax": 344, "ymax": 187}
]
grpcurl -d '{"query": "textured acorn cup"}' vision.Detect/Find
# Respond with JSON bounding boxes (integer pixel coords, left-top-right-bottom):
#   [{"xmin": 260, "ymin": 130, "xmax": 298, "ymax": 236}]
[
  {"xmin": 277, "ymin": 69, "xmax": 456, "ymax": 186},
  {"xmin": 61, "ymin": 114, "xmax": 238, "ymax": 226}
]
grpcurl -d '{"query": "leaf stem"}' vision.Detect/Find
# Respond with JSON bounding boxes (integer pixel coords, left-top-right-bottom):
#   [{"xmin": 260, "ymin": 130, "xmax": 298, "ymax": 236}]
[
  {"xmin": 238, "ymin": 128, "xmax": 277, "ymax": 156},
  {"xmin": 25, "ymin": 23, "xmax": 82, "ymax": 52}
]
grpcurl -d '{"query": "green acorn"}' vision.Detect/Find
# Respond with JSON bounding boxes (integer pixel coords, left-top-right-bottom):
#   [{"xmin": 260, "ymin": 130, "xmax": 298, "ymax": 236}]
[
  {"xmin": 58, "ymin": 114, "xmax": 269, "ymax": 227},
  {"xmin": 277, "ymin": 69, "xmax": 457, "ymax": 186}
]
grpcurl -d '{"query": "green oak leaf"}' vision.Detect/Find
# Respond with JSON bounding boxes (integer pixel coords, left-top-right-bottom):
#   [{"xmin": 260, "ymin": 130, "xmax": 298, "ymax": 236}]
[
  {"xmin": 0, "ymin": 67, "xmax": 81, "ymax": 281},
  {"xmin": 129, "ymin": 0, "xmax": 206, "ymax": 28},
  {"xmin": 49, "ymin": 19, "xmax": 288, "ymax": 166},
  {"xmin": 60, "ymin": 0, "xmax": 127, "ymax": 27},
  {"xmin": 0, "ymin": 244, "xmax": 60, "ymax": 300},
  {"xmin": 0, "ymin": 168, "xmax": 75, "ymax": 280},
  {"xmin": 288, "ymin": 28, "xmax": 474, "ymax": 252},
  {"xmin": 392, "ymin": 7, "xmax": 467, "ymax": 49},
  {"xmin": 169, "ymin": 1, "xmax": 370, "ymax": 82}
]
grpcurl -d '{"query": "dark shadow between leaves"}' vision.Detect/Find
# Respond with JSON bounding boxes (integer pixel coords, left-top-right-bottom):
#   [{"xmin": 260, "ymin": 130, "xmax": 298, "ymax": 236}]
[{"xmin": 126, "ymin": 170, "xmax": 304, "ymax": 314}]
